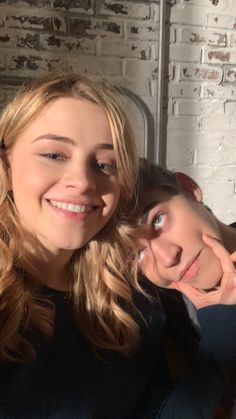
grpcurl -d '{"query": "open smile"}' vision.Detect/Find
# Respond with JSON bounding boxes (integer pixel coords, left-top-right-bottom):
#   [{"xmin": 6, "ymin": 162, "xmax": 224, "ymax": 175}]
[
  {"xmin": 50, "ymin": 200, "xmax": 95, "ymax": 213},
  {"xmin": 47, "ymin": 199, "xmax": 100, "ymax": 218}
]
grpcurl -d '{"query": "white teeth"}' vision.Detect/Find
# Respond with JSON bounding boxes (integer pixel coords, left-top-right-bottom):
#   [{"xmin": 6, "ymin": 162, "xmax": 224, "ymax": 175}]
[{"xmin": 50, "ymin": 200, "xmax": 93, "ymax": 213}]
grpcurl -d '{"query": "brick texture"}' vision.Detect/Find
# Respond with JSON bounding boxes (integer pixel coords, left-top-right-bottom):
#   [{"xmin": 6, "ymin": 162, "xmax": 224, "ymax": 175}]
[{"xmin": 167, "ymin": 0, "xmax": 236, "ymax": 223}]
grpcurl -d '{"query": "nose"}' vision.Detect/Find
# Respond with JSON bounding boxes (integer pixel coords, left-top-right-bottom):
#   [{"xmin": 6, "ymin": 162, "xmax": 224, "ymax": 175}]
[
  {"xmin": 62, "ymin": 162, "xmax": 96, "ymax": 193},
  {"xmin": 150, "ymin": 238, "xmax": 181, "ymax": 268}
]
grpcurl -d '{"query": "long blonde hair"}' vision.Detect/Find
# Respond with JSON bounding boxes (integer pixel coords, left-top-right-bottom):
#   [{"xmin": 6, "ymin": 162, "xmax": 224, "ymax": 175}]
[{"xmin": 0, "ymin": 73, "xmax": 139, "ymax": 362}]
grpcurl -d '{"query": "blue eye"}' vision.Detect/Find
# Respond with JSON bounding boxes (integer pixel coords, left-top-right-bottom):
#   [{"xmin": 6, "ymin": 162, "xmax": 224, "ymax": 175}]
[{"xmin": 152, "ymin": 213, "xmax": 166, "ymax": 230}]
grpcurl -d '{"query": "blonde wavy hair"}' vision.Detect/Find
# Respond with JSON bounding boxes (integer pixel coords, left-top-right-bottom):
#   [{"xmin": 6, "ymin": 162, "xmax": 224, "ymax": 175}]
[{"xmin": 0, "ymin": 72, "xmax": 140, "ymax": 362}]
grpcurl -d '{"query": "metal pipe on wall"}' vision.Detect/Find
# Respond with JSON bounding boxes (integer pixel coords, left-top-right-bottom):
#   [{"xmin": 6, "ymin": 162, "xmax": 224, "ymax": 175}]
[{"xmin": 155, "ymin": 0, "xmax": 166, "ymax": 165}]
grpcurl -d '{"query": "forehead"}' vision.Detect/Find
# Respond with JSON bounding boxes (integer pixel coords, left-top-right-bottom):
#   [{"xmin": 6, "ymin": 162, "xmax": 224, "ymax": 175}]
[{"xmin": 140, "ymin": 187, "xmax": 178, "ymax": 215}]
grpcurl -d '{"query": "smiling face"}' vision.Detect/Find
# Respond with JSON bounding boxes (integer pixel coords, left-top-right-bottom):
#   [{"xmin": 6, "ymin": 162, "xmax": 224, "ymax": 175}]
[
  {"xmin": 8, "ymin": 97, "xmax": 120, "ymax": 257},
  {"xmin": 138, "ymin": 187, "xmax": 224, "ymax": 290}
]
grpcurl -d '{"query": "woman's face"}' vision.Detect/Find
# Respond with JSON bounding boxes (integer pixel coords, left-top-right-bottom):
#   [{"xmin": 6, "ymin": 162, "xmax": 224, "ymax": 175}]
[
  {"xmin": 8, "ymin": 97, "xmax": 120, "ymax": 257},
  {"xmin": 138, "ymin": 187, "xmax": 223, "ymax": 291}
]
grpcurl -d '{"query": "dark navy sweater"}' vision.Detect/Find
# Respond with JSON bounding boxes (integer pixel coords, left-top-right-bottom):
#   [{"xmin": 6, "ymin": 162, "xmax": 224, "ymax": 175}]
[{"xmin": 0, "ymin": 285, "xmax": 235, "ymax": 418}]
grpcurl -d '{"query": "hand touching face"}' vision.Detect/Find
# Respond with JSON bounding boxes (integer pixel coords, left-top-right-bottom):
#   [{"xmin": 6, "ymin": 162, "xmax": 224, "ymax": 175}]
[
  {"xmin": 171, "ymin": 234, "xmax": 236, "ymax": 308},
  {"xmin": 137, "ymin": 188, "xmax": 223, "ymax": 291}
]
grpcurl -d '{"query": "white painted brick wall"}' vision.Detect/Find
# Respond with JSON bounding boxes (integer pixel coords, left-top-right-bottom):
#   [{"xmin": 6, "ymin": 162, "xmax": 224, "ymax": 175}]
[
  {"xmin": 167, "ymin": 0, "xmax": 236, "ymax": 223},
  {"xmin": 0, "ymin": 0, "xmax": 236, "ymax": 223}
]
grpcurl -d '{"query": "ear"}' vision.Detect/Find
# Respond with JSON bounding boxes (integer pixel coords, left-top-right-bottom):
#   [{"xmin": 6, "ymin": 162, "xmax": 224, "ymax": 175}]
[{"xmin": 174, "ymin": 172, "xmax": 203, "ymax": 203}]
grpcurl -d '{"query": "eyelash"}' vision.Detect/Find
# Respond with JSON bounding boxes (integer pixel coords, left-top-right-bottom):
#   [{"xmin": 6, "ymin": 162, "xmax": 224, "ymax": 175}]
[
  {"xmin": 39, "ymin": 152, "xmax": 66, "ymax": 161},
  {"xmin": 151, "ymin": 213, "xmax": 166, "ymax": 231},
  {"xmin": 39, "ymin": 153, "xmax": 117, "ymax": 175},
  {"xmin": 95, "ymin": 162, "xmax": 117, "ymax": 175}
]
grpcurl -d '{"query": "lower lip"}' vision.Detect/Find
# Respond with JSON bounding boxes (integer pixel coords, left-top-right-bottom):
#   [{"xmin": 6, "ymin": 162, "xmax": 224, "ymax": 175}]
[
  {"xmin": 181, "ymin": 253, "xmax": 201, "ymax": 282},
  {"xmin": 47, "ymin": 201, "xmax": 96, "ymax": 221}
]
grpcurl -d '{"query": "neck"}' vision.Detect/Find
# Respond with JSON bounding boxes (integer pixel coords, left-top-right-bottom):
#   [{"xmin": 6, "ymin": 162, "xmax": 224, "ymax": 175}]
[
  {"xmin": 25, "ymin": 244, "xmax": 74, "ymax": 292},
  {"xmin": 35, "ymin": 260, "xmax": 71, "ymax": 292}
]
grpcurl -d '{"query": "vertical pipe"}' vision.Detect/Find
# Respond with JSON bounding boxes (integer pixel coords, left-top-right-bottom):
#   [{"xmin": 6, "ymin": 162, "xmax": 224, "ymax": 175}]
[{"xmin": 155, "ymin": 0, "xmax": 166, "ymax": 165}]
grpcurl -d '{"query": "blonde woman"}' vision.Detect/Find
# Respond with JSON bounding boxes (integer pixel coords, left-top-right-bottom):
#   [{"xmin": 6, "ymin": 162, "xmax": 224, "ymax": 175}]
[{"xmin": 0, "ymin": 73, "xmax": 144, "ymax": 418}]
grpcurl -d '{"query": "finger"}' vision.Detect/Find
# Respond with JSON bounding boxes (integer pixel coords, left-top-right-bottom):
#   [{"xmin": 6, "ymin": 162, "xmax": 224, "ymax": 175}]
[
  {"xmin": 171, "ymin": 281, "xmax": 208, "ymax": 308},
  {"xmin": 202, "ymin": 234, "xmax": 234, "ymax": 273}
]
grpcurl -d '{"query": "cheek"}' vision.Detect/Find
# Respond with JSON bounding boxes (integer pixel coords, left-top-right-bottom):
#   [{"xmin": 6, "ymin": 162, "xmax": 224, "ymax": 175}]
[
  {"xmin": 139, "ymin": 250, "xmax": 168, "ymax": 287},
  {"xmin": 103, "ymin": 183, "xmax": 120, "ymax": 214},
  {"xmin": 197, "ymin": 248, "xmax": 223, "ymax": 290}
]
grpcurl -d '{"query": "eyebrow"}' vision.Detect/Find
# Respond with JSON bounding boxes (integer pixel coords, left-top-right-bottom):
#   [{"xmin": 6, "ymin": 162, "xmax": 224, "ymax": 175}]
[
  {"xmin": 31, "ymin": 133, "xmax": 114, "ymax": 150},
  {"xmin": 143, "ymin": 200, "xmax": 160, "ymax": 215},
  {"xmin": 141, "ymin": 200, "xmax": 161, "ymax": 223}
]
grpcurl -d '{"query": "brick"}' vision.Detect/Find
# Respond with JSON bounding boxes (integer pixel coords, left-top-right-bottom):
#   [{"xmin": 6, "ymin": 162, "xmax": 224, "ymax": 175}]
[
  {"xmin": 52, "ymin": 0, "xmax": 94, "ymax": 14},
  {"xmin": 0, "ymin": 29, "xmax": 38, "ymax": 49},
  {"xmin": 167, "ymin": 115, "xmax": 199, "ymax": 130},
  {"xmin": 221, "ymin": 134, "xmax": 236, "ymax": 147},
  {"xmin": 126, "ymin": 22, "xmax": 158, "ymax": 41},
  {"xmin": 225, "ymin": 67, "xmax": 236, "ymax": 82},
  {"xmin": 229, "ymin": 32, "xmax": 236, "ymax": 47},
  {"xmin": 224, "ymin": 101, "xmax": 236, "ymax": 114},
  {"xmin": 6, "ymin": 51, "xmax": 122, "ymax": 77},
  {"xmin": 99, "ymin": 39, "xmax": 150, "ymax": 60},
  {"xmin": 125, "ymin": 58, "xmax": 157, "ymax": 78},
  {"xmin": 1, "ymin": 10, "xmax": 66, "ymax": 32},
  {"xmin": 168, "ymin": 132, "xmax": 224, "ymax": 150},
  {"xmin": 178, "ymin": 27, "xmax": 227, "ymax": 47},
  {"xmin": 175, "ymin": 99, "xmax": 224, "ymax": 116},
  {"xmin": 201, "ymin": 84, "xmax": 236, "ymax": 99},
  {"xmin": 183, "ymin": 0, "xmax": 231, "ymax": 8},
  {"xmin": 0, "ymin": 12, "xmax": 4, "ymax": 26},
  {"xmin": 99, "ymin": 1, "xmax": 150, "ymax": 19},
  {"xmin": 150, "ymin": 3, "xmax": 159, "ymax": 23},
  {"xmin": 166, "ymin": 141, "xmax": 194, "ymax": 166},
  {"xmin": 169, "ymin": 82, "xmax": 201, "ymax": 98},
  {"xmin": 200, "ymin": 116, "xmax": 236, "ymax": 129},
  {"xmin": 169, "ymin": 44, "xmax": 201, "ymax": 63},
  {"xmin": 196, "ymin": 147, "xmax": 236, "ymax": 165},
  {"xmin": 173, "ymin": 166, "xmax": 215, "ymax": 182},
  {"xmin": 171, "ymin": 4, "xmax": 207, "ymax": 26},
  {"xmin": 201, "ymin": 181, "xmax": 235, "ymax": 201},
  {"xmin": 0, "ymin": 52, "xmax": 6, "ymax": 72},
  {"xmin": 108, "ymin": 76, "xmax": 148, "ymax": 97},
  {"xmin": 203, "ymin": 47, "xmax": 236, "ymax": 65},
  {"xmin": 207, "ymin": 14, "xmax": 236, "ymax": 30},
  {"xmin": 170, "ymin": 26, "xmax": 176, "ymax": 44},
  {"xmin": 0, "ymin": 0, "xmax": 51, "ymax": 6},
  {"xmin": 216, "ymin": 166, "xmax": 236, "ymax": 182},
  {"xmin": 179, "ymin": 64, "xmax": 223, "ymax": 83},
  {"xmin": 69, "ymin": 18, "xmax": 122, "ymax": 37},
  {"xmin": 40, "ymin": 34, "xmax": 95, "ymax": 55}
]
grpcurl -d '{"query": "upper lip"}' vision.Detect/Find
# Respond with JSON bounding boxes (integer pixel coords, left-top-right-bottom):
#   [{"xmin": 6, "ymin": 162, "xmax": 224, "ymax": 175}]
[{"xmin": 179, "ymin": 251, "xmax": 201, "ymax": 280}]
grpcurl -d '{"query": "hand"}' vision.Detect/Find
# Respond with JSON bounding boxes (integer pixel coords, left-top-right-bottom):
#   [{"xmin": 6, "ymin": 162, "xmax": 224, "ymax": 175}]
[{"xmin": 171, "ymin": 234, "xmax": 236, "ymax": 308}]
